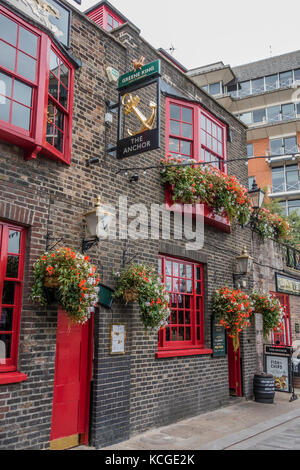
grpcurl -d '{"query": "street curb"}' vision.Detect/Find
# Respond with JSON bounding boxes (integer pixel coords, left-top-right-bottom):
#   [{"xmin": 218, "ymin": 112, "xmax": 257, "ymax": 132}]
[{"xmin": 197, "ymin": 407, "xmax": 300, "ymax": 450}]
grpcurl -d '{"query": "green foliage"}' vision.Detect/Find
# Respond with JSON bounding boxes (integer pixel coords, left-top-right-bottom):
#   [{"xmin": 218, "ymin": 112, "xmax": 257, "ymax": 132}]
[
  {"xmin": 160, "ymin": 157, "xmax": 252, "ymax": 225},
  {"xmin": 250, "ymin": 291, "xmax": 285, "ymax": 340},
  {"xmin": 113, "ymin": 263, "xmax": 170, "ymax": 331},
  {"xmin": 30, "ymin": 247, "xmax": 101, "ymax": 324},
  {"xmin": 213, "ymin": 287, "xmax": 253, "ymax": 351}
]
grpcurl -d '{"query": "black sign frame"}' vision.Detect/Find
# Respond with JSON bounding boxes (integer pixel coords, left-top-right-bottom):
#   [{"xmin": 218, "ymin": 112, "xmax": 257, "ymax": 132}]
[
  {"xmin": 211, "ymin": 315, "xmax": 227, "ymax": 358},
  {"xmin": 264, "ymin": 344, "xmax": 293, "ymax": 394},
  {"xmin": 117, "ymin": 74, "xmax": 161, "ymax": 160},
  {"xmin": 275, "ymin": 272, "xmax": 300, "ymax": 296}
]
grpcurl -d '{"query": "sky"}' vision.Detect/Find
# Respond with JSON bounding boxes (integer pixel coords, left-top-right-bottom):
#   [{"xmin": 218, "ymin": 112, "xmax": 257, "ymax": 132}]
[{"xmin": 68, "ymin": 0, "xmax": 300, "ymax": 70}]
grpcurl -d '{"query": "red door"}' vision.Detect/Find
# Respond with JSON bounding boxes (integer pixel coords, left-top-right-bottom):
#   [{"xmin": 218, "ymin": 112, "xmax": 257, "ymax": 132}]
[
  {"xmin": 50, "ymin": 308, "xmax": 93, "ymax": 450},
  {"xmin": 227, "ymin": 336, "xmax": 242, "ymax": 397}
]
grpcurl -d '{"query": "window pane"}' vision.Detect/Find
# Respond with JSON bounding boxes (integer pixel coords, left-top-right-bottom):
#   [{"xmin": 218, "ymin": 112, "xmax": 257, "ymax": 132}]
[
  {"xmin": 0, "ymin": 71, "xmax": 12, "ymax": 98},
  {"xmin": 181, "ymin": 107, "xmax": 192, "ymax": 123},
  {"xmin": 272, "ymin": 168, "xmax": 285, "ymax": 192},
  {"xmin": 267, "ymin": 105, "xmax": 281, "ymax": 123},
  {"xmin": 0, "ymin": 308, "xmax": 13, "ymax": 331},
  {"xmin": 2, "ymin": 281, "xmax": 15, "ymax": 305},
  {"xmin": 238, "ymin": 81, "xmax": 251, "ymax": 97},
  {"xmin": 11, "ymin": 102, "xmax": 31, "ymax": 130},
  {"xmin": 288, "ymin": 200, "xmax": 300, "ymax": 216},
  {"xmin": 0, "ymin": 14, "xmax": 17, "ymax": 45},
  {"xmin": 265, "ymin": 74, "xmax": 278, "ymax": 91},
  {"xmin": 60, "ymin": 63, "xmax": 69, "ymax": 88},
  {"xmin": 280, "ymin": 71, "xmax": 293, "ymax": 88},
  {"xmin": 181, "ymin": 140, "xmax": 191, "ymax": 156},
  {"xmin": 0, "ymin": 96, "xmax": 10, "ymax": 123},
  {"xmin": 209, "ymin": 82, "xmax": 221, "ymax": 95},
  {"xmin": 270, "ymin": 139, "xmax": 283, "ymax": 155},
  {"xmin": 0, "ymin": 41, "xmax": 16, "ymax": 71},
  {"xmin": 239, "ymin": 112, "xmax": 252, "ymax": 125},
  {"xmin": 19, "ymin": 27, "xmax": 38, "ymax": 57},
  {"xmin": 247, "ymin": 143, "xmax": 254, "ymax": 157},
  {"xmin": 55, "ymin": 108, "xmax": 64, "ymax": 131},
  {"xmin": 253, "ymin": 108, "xmax": 266, "ymax": 123},
  {"xmin": 50, "ymin": 50, "xmax": 59, "ymax": 75},
  {"xmin": 59, "ymin": 84, "xmax": 68, "ymax": 108},
  {"xmin": 181, "ymin": 123, "xmax": 192, "ymax": 139},
  {"xmin": 170, "ymin": 104, "xmax": 180, "ymax": 120},
  {"xmin": 170, "ymin": 120, "xmax": 180, "ymax": 136},
  {"xmin": 286, "ymin": 165, "xmax": 299, "ymax": 191},
  {"xmin": 294, "ymin": 69, "xmax": 300, "ymax": 82},
  {"xmin": 227, "ymin": 83, "xmax": 238, "ymax": 97},
  {"xmin": 54, "ymin": 129, "xmax": 64, "ymax": 153},
  {"xmin": 0, "ymin": 335, "xmax": 11, "ymax": 360},
  {"xmin": 13, "ymin": 80, "xmax": 32, "ymax": 107},
  {"xmin": 49, "ymin": 73, "xmax": 59, "ymax": 100},
  {"xmin": 282, "ymin": 104, "xmax": 295, "ymax": 120},
  {"xmin": 284, "ymin": 136, "xmax": 298, "ymax": 154},
  {"xmin": 252, "ymin": 78, "xmax": 264, "ymax": 94},
  {"xmin": 169, "ymin": 138, "xmax": 180, "ymax": 153},
  {"xmin": 113, "ymin": 19, "xmax": 119, "ymax": 28},
  {"xmin": 6, "ymin": 256, "xmax": 19, "ymax": 278},
  {"xmin": 17, "ymin": 52, "xmax": 36, "ymax": 81}
]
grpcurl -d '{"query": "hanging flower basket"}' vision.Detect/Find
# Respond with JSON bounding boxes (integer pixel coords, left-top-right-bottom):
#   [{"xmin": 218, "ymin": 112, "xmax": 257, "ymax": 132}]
[
  {"xmin": 213, "ymin": 287, "xmax": 253, "ymax": 351},
  {"xmin": 113, "ymin": 263, "xmax": 170, "ymax": 332},
  {"xmin": 250, "ymin": 291, "xmax": 285, "ymax": 340},
  {"xmin": 30, "ymin": 247, "xmax": 101, "ymax": 325},
  {"xmin": 253, "ymin": 208, "xmax": 291, "ymax": 242}
]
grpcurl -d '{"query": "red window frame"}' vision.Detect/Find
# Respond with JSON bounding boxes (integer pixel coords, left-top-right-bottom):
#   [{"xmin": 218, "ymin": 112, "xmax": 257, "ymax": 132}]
[
  {"xmin": 270, "ymin": 293, "xmax": 292, "ymax": 347},
  {"xmin": 104, "ymin": 8, "xmax": 123, "ymax": 31},
  {"xmin": 165, "ymin": 97, "xmax": 230, "ymax": 232},
  {"xmin": 157, "ymin": 255, "xmax": 212, "ymax": 358},
  {"xmin": 0, "ymin": 221, "xmax": 27, "ymax": 384},
  {"xmin": 0, "ymin": 5, "xmax": 74, "ymax": 165}
]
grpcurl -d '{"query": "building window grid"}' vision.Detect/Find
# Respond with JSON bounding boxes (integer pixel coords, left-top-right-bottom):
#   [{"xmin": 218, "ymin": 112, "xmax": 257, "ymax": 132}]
[
  {"xmin": 167, "ymin": 99, "xmax": 226, "ymax": 172},
  {"xmin": 272, "ymin": 164, "xmax": 300, "ymax": 194},
  {"xmin": 0, "ymin": 11, "xmax": 40, "ymax": 133},
  {"xmin": 238, "ymin": 101, "xmax": 300, "ymax": 126},
  {"xmin": 158, "ymin": 256, "xmax": 205, "ymax": 351},
  {"xmin": 226, "ymin": 68, "xmax": 300, "ymax": 99},
  {"xmin": 169, "ymin": 103, "xmax": 194, "ymax": 161},
  {"xmin": 0, "ymin": 222, "xmax": 26, "ymax": 372},
  {"xmin": 201, "ymin": 113, "xmax": 225, "ymax": 171},
  {"xmin": 46, "ymin": 49, "xmax": 70, "ymax": 154},
  {"xmin": 269, "ymin": 136, "xmax": 299, "ymax": 156}
]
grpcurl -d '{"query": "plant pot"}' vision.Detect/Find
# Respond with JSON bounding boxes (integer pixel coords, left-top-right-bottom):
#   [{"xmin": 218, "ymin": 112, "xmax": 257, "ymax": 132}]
[
  {"xmin": 43, "ymin": 286, "xmax": 59, "ymax": 305},
  {"xmin": 123, "ymin": 287, "xmax": 138, "ymax": 304},
  {"xmin": 44, "ymin": 275, "xmax": 59, "ymax": 289}
]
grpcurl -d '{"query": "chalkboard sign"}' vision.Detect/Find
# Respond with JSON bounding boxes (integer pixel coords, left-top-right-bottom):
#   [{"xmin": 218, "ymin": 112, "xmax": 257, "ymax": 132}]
[{"xmin": 211, "ymin": 316, "xmax": 226, "ymax": 357}]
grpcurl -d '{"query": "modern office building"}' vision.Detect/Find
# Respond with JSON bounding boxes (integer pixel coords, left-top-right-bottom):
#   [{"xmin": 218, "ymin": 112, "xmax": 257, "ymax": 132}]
[{"xmin": 188, "ymin": 52, "xmax": 300, "ymax": 217}]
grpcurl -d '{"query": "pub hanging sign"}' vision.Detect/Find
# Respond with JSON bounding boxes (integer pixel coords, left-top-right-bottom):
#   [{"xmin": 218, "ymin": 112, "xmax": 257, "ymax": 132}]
[{"xmin": 116, "ymin": 57, "xmax": 161, "ymax": 160}]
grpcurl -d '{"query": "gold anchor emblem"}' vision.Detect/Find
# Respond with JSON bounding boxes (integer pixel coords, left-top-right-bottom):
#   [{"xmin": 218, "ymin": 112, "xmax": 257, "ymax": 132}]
[{"xmin": 121, "ymin": 93, "xmax": 157, "ymax": 137}]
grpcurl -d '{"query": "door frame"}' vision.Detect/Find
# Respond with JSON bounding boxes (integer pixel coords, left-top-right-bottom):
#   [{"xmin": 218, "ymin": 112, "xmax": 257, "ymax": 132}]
[{"xmin": 50, "ymin": 308, "xmax": 94, "ymax": 449}]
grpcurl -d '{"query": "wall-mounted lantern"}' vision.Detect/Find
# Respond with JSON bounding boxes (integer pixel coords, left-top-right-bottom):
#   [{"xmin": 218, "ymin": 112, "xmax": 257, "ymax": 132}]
[
  {"xmin": 82, "ymin": 196, "xmax": 114, "ymax": 253},
  {"xmin": 233, "ymin": 246, "xmax": 254, "ymax": 288},
  {"xmin": 248, "ymin": 178, "xmax": 265, "ymax": 210}
]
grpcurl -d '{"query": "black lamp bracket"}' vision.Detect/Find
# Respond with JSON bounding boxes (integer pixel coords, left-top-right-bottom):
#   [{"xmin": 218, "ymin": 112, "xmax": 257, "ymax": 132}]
[{"xmin": 82, "ymin": 237, "xmax": 99, "ymax": 254}]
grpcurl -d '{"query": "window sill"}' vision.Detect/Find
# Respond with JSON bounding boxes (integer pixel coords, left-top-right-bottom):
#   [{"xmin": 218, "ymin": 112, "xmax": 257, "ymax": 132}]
[
  {"xmin": 156, "ymin": 348, "xmax": 213, "ymax": 359},
  {"xmin": 0, "ymin": 371, "xmax": 28, "ymax": 385}
]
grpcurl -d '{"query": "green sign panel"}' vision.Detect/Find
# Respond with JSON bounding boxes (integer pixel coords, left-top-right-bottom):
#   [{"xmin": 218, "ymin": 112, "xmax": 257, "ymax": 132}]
[
  {"xmin": 212, "ymin": 317, "xmax": 226, "ymax": 357},
  {"xmin": 118, "ymin": 60, "xmax": 161, "ymax": 90}
]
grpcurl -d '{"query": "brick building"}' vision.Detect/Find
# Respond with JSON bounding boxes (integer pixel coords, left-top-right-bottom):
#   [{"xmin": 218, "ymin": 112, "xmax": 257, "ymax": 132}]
[{"xmin": 0, "ymin": 0, "xmax": 259, "ymax": 450}]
